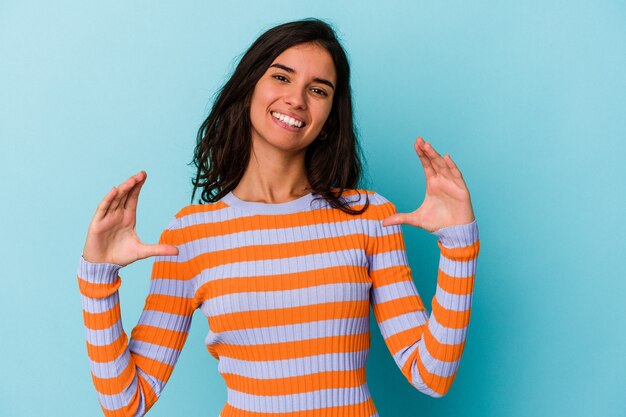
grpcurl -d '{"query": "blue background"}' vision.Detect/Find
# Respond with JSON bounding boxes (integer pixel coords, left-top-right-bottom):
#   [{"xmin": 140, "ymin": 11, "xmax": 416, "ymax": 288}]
[{"xmin": 1, "ymin": 1, "xmax": 624, "ymax": 416}]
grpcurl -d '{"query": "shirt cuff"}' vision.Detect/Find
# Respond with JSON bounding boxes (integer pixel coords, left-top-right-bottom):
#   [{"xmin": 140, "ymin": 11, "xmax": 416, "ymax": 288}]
[
  {"xmin": 77, "ymin": 254, "xmax": 123, "ymax": 285},
  {"xmin": 431, "ymin": 219, "xmax": 479, "ymax": 248}
]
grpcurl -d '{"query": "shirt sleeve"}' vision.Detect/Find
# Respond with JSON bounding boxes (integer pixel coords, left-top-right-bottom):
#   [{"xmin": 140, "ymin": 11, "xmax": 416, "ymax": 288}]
[
  {"xmin": 366, "ymin": 192, "xmax": 480, "ymax": 398},
  {"xmin": 76, "ymin": 216, "xmax": 197, "ymax": 416}
]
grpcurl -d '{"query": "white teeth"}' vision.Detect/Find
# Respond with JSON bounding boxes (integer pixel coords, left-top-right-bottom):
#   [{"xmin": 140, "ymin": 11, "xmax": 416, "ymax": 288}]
[{"xmin": 272, "ymin": 111, "xmax": 303, "ymax": 128}]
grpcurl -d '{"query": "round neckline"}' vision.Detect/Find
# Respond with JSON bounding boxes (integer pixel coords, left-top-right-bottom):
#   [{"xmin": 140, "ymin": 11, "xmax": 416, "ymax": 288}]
[{"xmin": 222, "ymin": 190, "xmax": 316, "ymax": 214}]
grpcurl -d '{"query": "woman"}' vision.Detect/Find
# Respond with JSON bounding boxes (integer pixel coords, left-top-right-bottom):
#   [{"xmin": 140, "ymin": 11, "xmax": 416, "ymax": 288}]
[{"xmin": 77, "ymin": 18, "xmax": 480, "ymax": 417}]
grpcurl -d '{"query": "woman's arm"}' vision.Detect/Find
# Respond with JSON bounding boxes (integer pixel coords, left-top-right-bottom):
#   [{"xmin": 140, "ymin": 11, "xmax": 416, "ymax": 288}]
[
  {"xmin": 367, "ymin": 193, "xmax": 480, "ymax": 397},
  {"xmin": 77, "ymin": 217, "xmax": 196, "ymax": 416}
]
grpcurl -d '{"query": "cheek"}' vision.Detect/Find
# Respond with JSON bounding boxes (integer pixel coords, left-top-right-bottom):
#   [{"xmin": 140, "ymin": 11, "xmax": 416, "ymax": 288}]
[
  {"xmin": 316, "ymin": 103, "xmax": 333, "ymax": 126},
  {"xmin": 249, "ymin": 94, "xmax": 270, "ymax": 125},
  {"xmin": 252, "ymin": 81, "xmax": 277, "ymax": 105}
]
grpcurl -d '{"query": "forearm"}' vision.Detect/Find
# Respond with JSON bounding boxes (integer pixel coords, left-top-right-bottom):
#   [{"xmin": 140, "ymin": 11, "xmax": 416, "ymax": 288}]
[
  {"xmin": 78, "ymin": 255, "xmax": 153, "ymax": 417},
  {"xmin": 414, "ymin": 220, "xmax": 480, "ymax": 396}
]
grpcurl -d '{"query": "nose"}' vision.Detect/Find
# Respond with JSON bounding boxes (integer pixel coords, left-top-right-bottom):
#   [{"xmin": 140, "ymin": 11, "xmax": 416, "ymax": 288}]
[{"xmin": 283, "ymin": 84, "xmax": 307, "ymax": 109}]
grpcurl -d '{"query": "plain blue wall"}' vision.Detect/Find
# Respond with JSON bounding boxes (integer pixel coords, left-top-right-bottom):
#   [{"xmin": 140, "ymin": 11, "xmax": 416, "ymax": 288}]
[{"xmin": 1, "ymin": 1, "xmax": 624, "ymax": 416}]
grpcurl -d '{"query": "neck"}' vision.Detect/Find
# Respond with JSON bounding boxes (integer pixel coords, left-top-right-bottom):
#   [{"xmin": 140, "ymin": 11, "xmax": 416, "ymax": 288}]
[{"xmin": 232, "ymin": 142, "xmax": 312, "ymax": 204}]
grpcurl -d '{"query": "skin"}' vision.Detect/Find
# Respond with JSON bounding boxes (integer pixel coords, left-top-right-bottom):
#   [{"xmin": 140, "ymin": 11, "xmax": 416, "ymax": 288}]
[
  {"xmin": 81, "ymin": 45, "xmax": 475, "ymax": 265},
  {"xmin": 81, "ymin": 170, "xmax": 178, "ymax": 266},
  {"xmin": 382, "ymin": 136, "xmax": 476, "ymax": 233},
  {"xmin": 233, "ymin": 42, "xmax": 336, "ymax": 203}
]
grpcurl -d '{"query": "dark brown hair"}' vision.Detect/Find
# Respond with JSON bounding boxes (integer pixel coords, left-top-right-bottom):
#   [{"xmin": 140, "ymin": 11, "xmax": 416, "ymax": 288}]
[{"xmin": 189, "ymin": 18, "xmax": 370, "ymax": 214}]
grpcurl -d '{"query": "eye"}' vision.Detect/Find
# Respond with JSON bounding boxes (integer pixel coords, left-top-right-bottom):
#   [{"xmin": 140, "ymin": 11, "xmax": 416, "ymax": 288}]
[
  {"xmin": 311, "ymin": 87, "xmax": 328, "ymax": 97},
  {"xmin": 271, "ymin": 74, "xmax": 328, "ymax": 97}
]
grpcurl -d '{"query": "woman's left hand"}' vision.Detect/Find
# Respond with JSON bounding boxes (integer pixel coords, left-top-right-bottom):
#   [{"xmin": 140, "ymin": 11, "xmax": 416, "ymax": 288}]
[{"xmin": 382, "ymin": 136, "xmax": 476, "ymax": 233}]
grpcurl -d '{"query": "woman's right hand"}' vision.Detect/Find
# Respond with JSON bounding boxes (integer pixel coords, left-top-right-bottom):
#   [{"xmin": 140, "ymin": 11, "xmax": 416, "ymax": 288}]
[{"xmin": 81, "ymin": 170, "xmax": 180, "ymax": 266}]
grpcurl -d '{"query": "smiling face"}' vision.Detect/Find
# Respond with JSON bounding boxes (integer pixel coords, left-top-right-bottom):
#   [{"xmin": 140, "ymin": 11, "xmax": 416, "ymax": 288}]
[{"xmin": 248, "ymin": 42, "xmax": 337, "ymax": 153}]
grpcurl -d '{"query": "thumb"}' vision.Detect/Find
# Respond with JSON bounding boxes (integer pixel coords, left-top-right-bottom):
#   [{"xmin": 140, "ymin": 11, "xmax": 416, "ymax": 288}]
[
  {"xmin": 141, "ymin": 243, "xmax": 180, "ymax": 259},
  {"xmin": 382, "ymin": 212, "xmax": 410, "ymax": 227}
]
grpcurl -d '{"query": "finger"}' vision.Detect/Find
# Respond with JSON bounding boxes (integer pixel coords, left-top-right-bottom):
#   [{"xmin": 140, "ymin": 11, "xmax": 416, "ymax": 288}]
[
  {"xmin": 110, "ymin": 174, "xmax": 140, "ymax": 211},
  {"xmin": 117, "ymin": 173, "xmax": 142, "ymax": 209},
  {"xmin": 95, "ymin": 186, "xmax": 119, "ymax": 221},
  {"xmin": 443, "ymin": 154, "xmax": 463, "ymax": 179},
  {"xmin": 122, "ymin": 171, "xmax": 147, "ymax": 211},
  {"xmin": 422, "ymin": 140, "xmax": 451, "ymax": 175},
  {"xmin": 414, "ymin": 137, "xmax": 436, "ymax": 179},
  {"xmin": 417, "ymin": 137, "xmax": 445, "ymax": 175}
]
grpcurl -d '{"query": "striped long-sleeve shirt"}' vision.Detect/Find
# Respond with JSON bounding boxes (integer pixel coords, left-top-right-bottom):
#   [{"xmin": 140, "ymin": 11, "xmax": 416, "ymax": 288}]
[{"xmin": 77, "ymin": 189, "xmax": 480, "ymax": 417}]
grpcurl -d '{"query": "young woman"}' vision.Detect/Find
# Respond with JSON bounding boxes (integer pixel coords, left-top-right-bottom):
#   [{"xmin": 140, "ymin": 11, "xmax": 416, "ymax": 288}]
[{"xmin": 77, "ymin": 18, "xmax": 480, "ymax": 417}]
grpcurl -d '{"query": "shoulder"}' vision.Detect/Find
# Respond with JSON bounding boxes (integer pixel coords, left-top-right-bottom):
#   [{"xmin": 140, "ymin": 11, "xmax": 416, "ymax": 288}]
[
  {"xmin": 357, "ymin": 188, "xmax": 396, "ymax": 215},
  {"xmin": 366, "ymin": 189, "xmax": 392, "ymax": 205},
  {"xmin": 164, "ymin": 200, "xmax": 224, "ymax": 230},
  {"xmin": 335, "ymin": 188, "xmax": 396, "ymax": 219},
  {"xmin": 333, "ymin": 188, "xmax": 388, "ymax": 204}
]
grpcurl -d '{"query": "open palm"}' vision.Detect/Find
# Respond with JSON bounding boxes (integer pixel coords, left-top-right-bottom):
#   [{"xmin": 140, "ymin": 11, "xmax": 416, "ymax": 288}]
[
  {"xmin": 81, "ymin": 170, "xmax": 179, "ymax": 266},
  {"xmin": 382, "ymin": 136, "xmax": 476, "ymax": 233}
]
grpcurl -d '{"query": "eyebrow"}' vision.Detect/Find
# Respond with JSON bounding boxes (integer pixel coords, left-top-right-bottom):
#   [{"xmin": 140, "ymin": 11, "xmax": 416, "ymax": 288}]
[{"xmin": 269, "ymin": 63, "xmax": 335, "ymax": 90}]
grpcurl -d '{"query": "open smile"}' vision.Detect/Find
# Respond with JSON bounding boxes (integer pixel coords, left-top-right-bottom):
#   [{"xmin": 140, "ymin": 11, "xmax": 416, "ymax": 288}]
[{"xmin": 270, "ymin": 111, "xmax": 306, "ymax": 132}]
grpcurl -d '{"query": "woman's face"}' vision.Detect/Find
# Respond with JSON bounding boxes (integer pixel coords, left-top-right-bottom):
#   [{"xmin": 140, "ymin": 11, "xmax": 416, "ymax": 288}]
[{"xmin": 248, "ymin": 42, "xmax": 337, "ymax": 153}]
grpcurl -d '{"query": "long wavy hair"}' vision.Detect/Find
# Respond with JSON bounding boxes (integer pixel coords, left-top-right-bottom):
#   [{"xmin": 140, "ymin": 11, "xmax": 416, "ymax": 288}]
[{"xmin": 189, "ymin": 18, "xmax": 370, "ymax": 215}]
